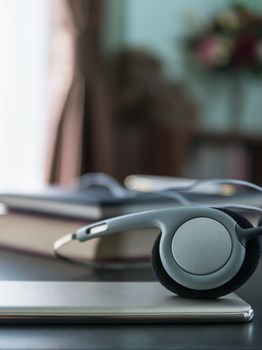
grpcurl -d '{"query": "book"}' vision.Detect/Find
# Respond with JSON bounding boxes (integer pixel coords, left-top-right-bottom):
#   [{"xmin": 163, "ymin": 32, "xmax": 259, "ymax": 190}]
[
  {"xmin": 183, "ymin": 142, "xmax": 251, "ymax": 180},
  {"xmin": 0, "ymin": 184, "xmax": 261, "ymax": 222},
  {"xmin": 0, "ymin": 212, "xmax": 159, "ymax": 261},
  {"xmin": 0, "ymin": 187, "xmax": 181, "ymax": 220},
  {"xmin": 125, "ymin": 175, "xmax": 262, "ymax": 209},
  {"xmin": 125, "ymin": 175, "xmax": 230, "ymax": 194}
]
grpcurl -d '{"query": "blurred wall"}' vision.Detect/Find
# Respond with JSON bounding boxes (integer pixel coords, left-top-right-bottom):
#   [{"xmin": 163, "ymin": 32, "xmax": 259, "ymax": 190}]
[
  {"xmin": 104, "ymin": 0, "xmax": 262, "ymax": 133},
  {"xmin": 0, "ymin": 0, "xmax": 49, "ymax": 191}
]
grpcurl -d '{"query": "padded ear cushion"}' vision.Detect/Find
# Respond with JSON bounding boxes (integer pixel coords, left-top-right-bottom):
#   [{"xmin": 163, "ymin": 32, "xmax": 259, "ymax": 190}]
[
  {"xmin": 258, "ymin": 215, "xmax": 262, "ymax": 227},
  {"xmin": 152, "ymin": 209, "xmax": 261, "ymax": 299}
]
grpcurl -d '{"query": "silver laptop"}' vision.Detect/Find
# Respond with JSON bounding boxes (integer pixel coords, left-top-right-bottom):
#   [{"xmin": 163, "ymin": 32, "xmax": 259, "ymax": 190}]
[{"xmin": 0, "ymin": 281, "xmax": 253, "ymax": 323}]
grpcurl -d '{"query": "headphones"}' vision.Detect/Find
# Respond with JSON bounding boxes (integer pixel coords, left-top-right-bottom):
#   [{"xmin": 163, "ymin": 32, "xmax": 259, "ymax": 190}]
[{"xmin": 54, "ymin": 178, "xmax": 262, "ymax": 299}]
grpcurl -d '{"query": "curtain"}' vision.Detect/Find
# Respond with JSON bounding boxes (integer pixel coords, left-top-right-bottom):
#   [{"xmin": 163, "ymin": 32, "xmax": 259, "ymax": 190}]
[{"xmin": 46, "ymin": 0, "xmax": 114, "ymax": 185}]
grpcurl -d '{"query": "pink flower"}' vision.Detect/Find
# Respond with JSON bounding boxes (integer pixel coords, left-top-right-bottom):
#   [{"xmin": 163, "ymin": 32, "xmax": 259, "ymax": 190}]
[{"xmin": 196, "ymin": 35, "xmax": 233, "ymax": 68}]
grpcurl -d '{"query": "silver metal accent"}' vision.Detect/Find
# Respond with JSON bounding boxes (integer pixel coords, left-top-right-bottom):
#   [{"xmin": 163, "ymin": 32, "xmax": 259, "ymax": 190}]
[
  {"xmin": 89, "ymin": 223, "xmax": 108, "ymax": 235},
  {"xmin": 243, "ymin": 307, "xmax": 254, "ymax": 322}
]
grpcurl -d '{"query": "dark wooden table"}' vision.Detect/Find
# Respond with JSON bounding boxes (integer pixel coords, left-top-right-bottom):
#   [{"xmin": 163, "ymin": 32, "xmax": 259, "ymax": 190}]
[{"xmin": 0, "ymin": 248, "xmax": 261, "ymax": 350}]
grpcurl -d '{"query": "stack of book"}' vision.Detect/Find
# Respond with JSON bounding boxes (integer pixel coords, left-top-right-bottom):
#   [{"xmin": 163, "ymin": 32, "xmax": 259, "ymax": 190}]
[{"xmin": 0, "ymin": 184, "xmax": 174, "ymax": 262}]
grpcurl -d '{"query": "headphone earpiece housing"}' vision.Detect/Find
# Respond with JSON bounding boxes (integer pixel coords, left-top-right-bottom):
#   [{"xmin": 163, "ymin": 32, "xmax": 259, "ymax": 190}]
[{"xmin": 152, "ymin": 208, "xmax": 261, "ymax": 298}]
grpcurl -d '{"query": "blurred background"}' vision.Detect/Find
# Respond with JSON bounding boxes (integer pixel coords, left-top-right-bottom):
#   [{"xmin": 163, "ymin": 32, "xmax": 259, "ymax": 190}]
[{"xmin": 1, "ymin": 0, "xmax": 262, "ymax": 191}]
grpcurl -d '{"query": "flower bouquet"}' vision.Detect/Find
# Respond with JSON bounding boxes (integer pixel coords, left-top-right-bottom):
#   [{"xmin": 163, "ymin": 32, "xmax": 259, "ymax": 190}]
[
  {"xmin": 186, "ymin": 3, "xmax": 262, "ymax": 130},
  {"xmin": 187, "ymin": 3, "xmax": 262, "ymax": 73}
]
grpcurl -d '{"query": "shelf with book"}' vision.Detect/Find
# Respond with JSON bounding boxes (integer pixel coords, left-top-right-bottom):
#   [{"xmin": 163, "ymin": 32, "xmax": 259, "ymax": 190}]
[{"xmin": 184, "ymin": 131, "xmax": 262, "ymax": 185}]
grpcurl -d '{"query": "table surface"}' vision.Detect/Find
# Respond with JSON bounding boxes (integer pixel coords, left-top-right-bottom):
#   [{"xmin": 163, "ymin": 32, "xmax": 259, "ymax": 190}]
[{"xmin": 0, "ymin": 248, "xmax": 261, "ymax": 350}]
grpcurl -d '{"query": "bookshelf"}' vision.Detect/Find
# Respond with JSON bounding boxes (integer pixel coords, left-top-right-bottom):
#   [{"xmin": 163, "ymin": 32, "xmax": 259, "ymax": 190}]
[{"xmin": 184, "ymin": 131, "xmax": 262, "ymax": 185}]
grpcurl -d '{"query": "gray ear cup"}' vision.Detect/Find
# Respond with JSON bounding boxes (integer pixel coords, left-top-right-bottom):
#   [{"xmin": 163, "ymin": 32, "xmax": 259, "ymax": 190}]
[{"xmin": 152, "ymin": 210, "xmax": 261, "ymax": 299}]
